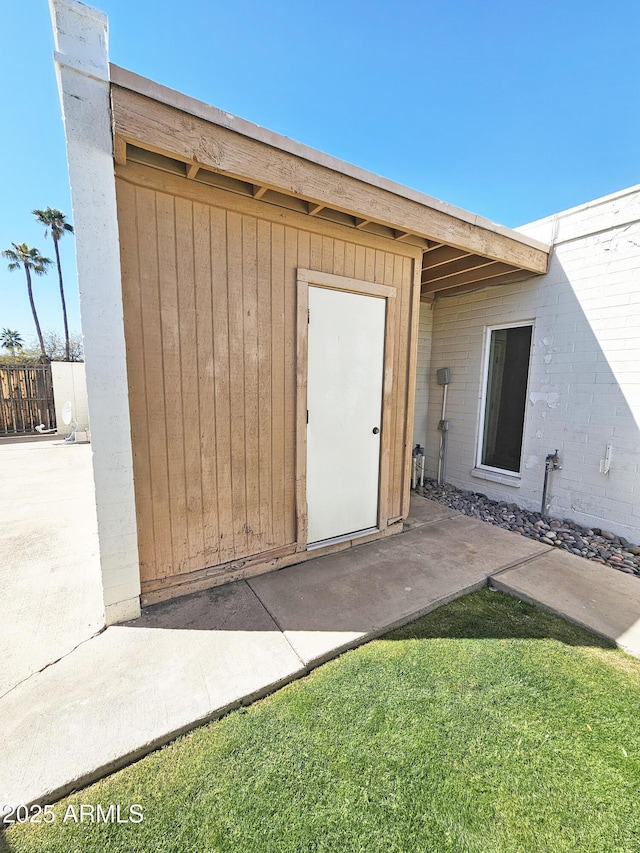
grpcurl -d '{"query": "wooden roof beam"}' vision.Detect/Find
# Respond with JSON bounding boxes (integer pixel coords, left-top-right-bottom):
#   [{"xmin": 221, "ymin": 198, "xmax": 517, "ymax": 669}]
[
  {"xmin": 432, "ymin": 268, "xmax": 537, "ymax": 299},
  {"xmin": 422, "ymin": 245, "xmax": 472, "ymax": 270},
  {"xmin": 186, "ymin": 162, "xmax": 200, "ymax": 179},
  {"xmin": 252, "ymin": 185, "xmax": 268, "ymax": 199},
  {"xmin": 423, "ymin": 255, "xmax": 497, "ymax": 285},
  {"xmin": 421, "ymin": 262, "xmax": 517, "ymax": 295},
  {"xmin": 308, "ymin": 202, "xmax": 325, "ymax": 216},
  {"xmin": 110, "ymin": 81, "xmax": 549, "ymax": 274},
  {"xmin": 114, "ymin": 135, "xmax": 127, "ymax": 166}
]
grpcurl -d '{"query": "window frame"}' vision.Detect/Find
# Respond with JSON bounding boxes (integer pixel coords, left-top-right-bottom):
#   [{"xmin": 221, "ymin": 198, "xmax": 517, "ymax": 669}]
[{"xmin": 475, "ymin": 320, "xmax": 535, "ymax": 476}]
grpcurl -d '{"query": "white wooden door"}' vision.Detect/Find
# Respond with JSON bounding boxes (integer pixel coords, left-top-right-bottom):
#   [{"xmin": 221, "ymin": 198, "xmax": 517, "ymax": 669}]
[{"xmin": 306, "ymin": 285, "xmax": 386, "ymax": 544}]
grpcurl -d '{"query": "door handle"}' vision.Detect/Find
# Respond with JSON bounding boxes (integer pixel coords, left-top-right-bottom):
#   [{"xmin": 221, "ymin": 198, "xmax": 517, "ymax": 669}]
[{"xmin": 372, "ymin": 427, "xmax": 380, "ymax": 435}]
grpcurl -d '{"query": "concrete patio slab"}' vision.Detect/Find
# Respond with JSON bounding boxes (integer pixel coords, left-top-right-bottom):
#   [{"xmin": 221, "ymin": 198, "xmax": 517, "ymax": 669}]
[
  {"xmin": 249, "ymin": 514, "xmax": 550, "ymax": 666},
  {"xmin": 403, "ymin": 495, "xmax": 460, "ymax": 529},
  {"xmin": 0, "ymin": 438, "xmax": 104, "ymax": 696},
  {"xmin": 0, "ymin": 580, "xmax": 305, "ymax": 809},
  {"xmin": 491, "ymin": 548, "xmax": 640, "ymax": 657}
]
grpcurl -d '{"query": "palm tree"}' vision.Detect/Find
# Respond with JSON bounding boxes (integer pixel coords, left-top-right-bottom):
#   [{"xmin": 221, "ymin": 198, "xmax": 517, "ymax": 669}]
[
  {"xmin": 2, "ymin": 243, "xmax": 52, "ymax": 360},
  {"xmin": 33, "ymin": 207, "xmax": 74, "ymax": 361},
  {"xmin": 0, "ymin": 328, "xmax": 23, "ymax": 358}
]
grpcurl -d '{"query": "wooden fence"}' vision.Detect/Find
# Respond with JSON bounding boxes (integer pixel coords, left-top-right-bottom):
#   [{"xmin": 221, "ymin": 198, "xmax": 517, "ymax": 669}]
[{"xmin": 0, "ymin": 364, "xmax": 56, "ymax": 435}]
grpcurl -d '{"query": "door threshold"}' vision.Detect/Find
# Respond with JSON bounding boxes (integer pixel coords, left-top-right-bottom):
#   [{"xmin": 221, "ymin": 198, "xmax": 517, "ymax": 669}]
[{"xmin": 307, "ymin": 527, "xmax": 379, "ymax": 551}]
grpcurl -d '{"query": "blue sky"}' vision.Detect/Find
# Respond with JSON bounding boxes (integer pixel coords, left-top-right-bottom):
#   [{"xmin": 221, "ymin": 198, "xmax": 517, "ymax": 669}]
[{"xmin": 1, "ymin": 0, "xmax": 639, "ymax": 341}]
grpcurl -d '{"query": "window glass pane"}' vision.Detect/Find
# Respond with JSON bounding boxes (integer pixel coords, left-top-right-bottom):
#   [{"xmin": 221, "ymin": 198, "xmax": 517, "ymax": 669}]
[{"xmin": 481, "ymin": 325, "xmax": 532, "ymax": 472}]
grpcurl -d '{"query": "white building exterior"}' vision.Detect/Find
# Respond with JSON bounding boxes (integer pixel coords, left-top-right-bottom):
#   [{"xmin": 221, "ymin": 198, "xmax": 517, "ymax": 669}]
[
  {"xmin": 416, "ymin": 185, "xmax": 640, "ymax": 541},
  {"xmin": 51, "ymin": 361, "xmax": 90, "ymax": 434}
]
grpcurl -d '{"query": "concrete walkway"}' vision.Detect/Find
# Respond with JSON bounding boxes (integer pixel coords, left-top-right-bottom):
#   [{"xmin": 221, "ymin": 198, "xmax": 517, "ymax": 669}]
[
  {"xmin": 0, "ymin": 437, "xmax": 103, "ymax": 697},
  {"xmin": 2, "ymin": 495, "xmax": 639, "ymax": 811}
]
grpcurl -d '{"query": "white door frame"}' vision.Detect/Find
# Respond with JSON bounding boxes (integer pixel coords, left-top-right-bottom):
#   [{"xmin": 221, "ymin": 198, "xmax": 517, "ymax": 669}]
[{"xmin": 295, "ymin": 269, "xmax": 396, "ymax": 551}]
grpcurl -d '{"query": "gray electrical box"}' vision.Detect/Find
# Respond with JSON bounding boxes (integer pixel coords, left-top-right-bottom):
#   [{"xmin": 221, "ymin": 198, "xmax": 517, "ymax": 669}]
[{"xmin": 437, "ymin": 367, "xmax": 451, "ymax": 386}]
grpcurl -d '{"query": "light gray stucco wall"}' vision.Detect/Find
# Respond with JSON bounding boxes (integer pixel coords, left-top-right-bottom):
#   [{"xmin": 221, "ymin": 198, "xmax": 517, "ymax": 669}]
[
  {"xmin": 51, "ymin": 361, "xmax": 89, "ymax": 433},
  {"xmin": 412, "ymin": 302, "xmax": 433, "ymax": 450}
]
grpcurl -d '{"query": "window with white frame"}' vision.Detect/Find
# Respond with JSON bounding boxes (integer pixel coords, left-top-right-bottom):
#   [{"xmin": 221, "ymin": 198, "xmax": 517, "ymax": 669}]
[{"xmin": 478, "ymin": 323, "xmax": 533, "ymax": 474}]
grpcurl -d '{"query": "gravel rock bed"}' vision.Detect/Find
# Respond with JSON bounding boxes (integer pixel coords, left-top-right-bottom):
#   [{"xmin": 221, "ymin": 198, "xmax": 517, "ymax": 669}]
[{"xmin": 420, "ymin": 478, "xmax": 640, "ymax": 578}]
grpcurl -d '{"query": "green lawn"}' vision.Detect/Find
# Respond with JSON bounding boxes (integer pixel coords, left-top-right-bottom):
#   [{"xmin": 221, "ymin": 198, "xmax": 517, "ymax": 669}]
[{"xmin": 5, "ymin": 590, "xmax": 640, "ymax": 853}]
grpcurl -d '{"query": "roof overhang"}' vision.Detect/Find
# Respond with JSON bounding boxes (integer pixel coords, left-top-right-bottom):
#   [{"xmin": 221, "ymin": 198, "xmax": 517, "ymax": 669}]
[{"xmin": 109, "ymin": 65, "xmax": 550, "ymax": 300}]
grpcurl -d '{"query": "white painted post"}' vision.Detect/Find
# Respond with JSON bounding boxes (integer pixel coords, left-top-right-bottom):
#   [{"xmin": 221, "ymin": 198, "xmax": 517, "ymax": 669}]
[{"xmin": 49, "ymin": 0, "xmax": 141, "ymax": 624}]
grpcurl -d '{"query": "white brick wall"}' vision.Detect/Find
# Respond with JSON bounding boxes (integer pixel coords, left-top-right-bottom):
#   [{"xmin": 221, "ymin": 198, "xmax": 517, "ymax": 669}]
[{"xmin": 418, "ymin": 185, "xmax": 640, "ymax": 541}]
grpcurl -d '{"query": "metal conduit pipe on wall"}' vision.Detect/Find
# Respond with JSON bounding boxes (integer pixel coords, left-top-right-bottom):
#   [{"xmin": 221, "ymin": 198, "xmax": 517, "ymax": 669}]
[
  {"xmin": 541, "ymin": 449, "xmax": 561, "ymax": 518},
  {"xmin": 436, "ymin": 367, "xmax": 451, "ymax": 486}
]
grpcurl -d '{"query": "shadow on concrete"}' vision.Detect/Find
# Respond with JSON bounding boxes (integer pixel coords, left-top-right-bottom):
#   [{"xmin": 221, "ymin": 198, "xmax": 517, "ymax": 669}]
[
  {"xmin": 124, "ymin": 569, "xmax": 613, "ymax": 653},
  {"xmin": 123, "ymin": 512, "xmax": 546, "ymax": 642},
  {"xmin": 0, "ymin": 434, "xmax": 59, "ymax": 445},
  {"xmin": 125, "ymin": 581, "xmax": 279, "ymax": 632},
  {"xmin": 117, "ymin": 500, "xmax": 639, "ymax": 667},
  {"xmin": 384, "ymin": 589, "xmax": 615, "ymax": 649}
]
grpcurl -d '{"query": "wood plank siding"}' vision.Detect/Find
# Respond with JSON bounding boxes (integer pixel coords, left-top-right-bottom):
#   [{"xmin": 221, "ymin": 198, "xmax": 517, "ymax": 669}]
[{"xmin": 116, "ymin": 162, "xmax": 421, "ymax": 598}]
